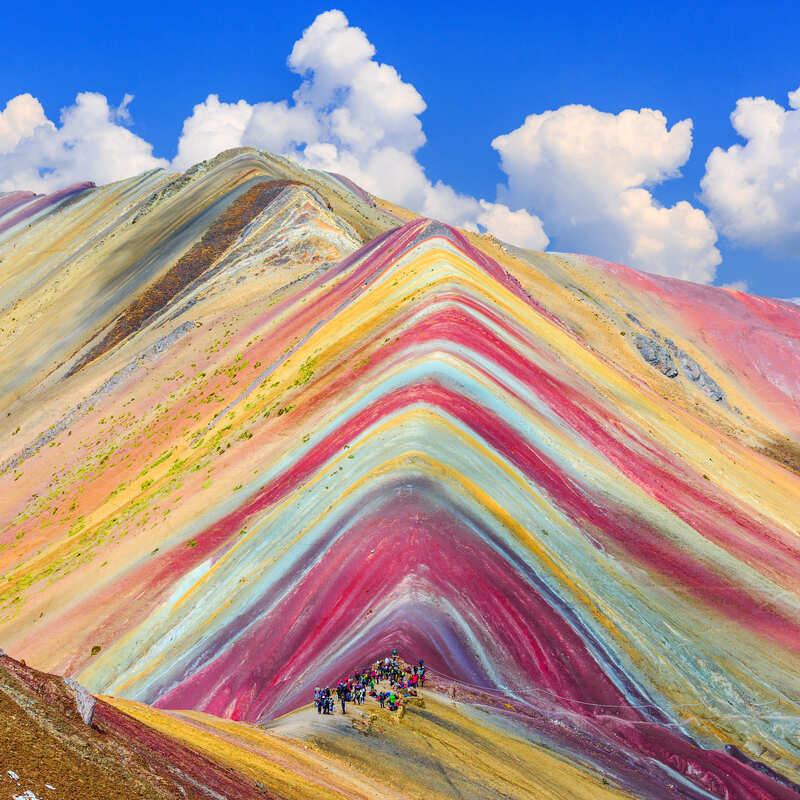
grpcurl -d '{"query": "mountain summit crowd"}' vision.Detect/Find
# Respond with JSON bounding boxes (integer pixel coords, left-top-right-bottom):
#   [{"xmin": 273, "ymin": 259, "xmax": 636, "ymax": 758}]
[{"xmin": 313, "ymin": 651, "xmax": 426, "ymax": 715}]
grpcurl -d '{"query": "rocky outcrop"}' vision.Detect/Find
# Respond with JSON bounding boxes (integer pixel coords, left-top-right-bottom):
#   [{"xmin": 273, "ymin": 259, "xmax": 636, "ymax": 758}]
[
  {"xmin": 62, "ymin": 677, "xmax": 96, "ymax": 726},
  {"xmin": 0, "ymin": 653, "xmax": 269, "ymax": 799},
  {"xmin": 634, "ymin": 333, "xmax": 725, "ymax": 401},
  {"xmin": 634, "ymin": 334, "xmax": 679, "ymax": 377},
  {"xmin": 664, "ymin": 337, "xmax": 725, "ymax": 401}
]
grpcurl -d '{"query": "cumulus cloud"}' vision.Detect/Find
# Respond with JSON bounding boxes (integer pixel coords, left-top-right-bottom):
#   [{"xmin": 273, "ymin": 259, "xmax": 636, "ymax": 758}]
[
  {"xmin": 4, "ymin": 9, "xmax": 743, "ymax": 273},
  {"xmin": 288, "ymin": 10, "xmax": 426, "ymax": 156},
  {"xmin": 491, "ymin": 105, "xmax": 721, "ymax": 281},
  {"xmin": 173, "ymin": 9, "xmax": 548, "ymax": 250},
  {"xmin": 0, "ymin": 92, "xmax": 167, "ymax": 193},
  {"xmin": 701, "ymin": 87, "xmax": 800, "ymax": 253},
  {"xmin": 173, "ymin": 95, "xmax": 253, "ymax": 171},
  {"xmin": 471, "ymin": 200, "xmax": 549, "ymax": 250},
  {"xmin": 0, "ymin": 94, "xmax": 50, "ymax": 152}
]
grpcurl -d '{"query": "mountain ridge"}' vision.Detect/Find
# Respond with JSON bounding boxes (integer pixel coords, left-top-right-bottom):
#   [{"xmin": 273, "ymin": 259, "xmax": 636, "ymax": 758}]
[{"xmin": 1, "ymin": 147, "xmax": 799, "ymax": 799}]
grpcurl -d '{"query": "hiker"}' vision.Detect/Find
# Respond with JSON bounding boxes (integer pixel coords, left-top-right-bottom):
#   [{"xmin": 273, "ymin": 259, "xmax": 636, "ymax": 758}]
[{"xmin": 314, "ymin": 652, "xmax": 429, "ymax": 717}]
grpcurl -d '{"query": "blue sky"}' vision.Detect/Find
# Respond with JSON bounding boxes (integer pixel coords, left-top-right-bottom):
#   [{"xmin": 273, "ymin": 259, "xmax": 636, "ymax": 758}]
[{"xmin": 2, "ymin": 0, "xmax": 799, "ymax": 297}]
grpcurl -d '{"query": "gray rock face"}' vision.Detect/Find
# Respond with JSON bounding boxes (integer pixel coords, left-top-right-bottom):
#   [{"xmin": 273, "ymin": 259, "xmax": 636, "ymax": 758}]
[
  {"xmin": 625, "ymin": 312, "xmax": 643, "ymax": 328},
  {"xmin": 63, "ymin": 677, "xmax": 96, "ymax": 726},
  {"xmin": 634, "ymin": 335, "xmax": 679, "ymax": 378},
  {"xmin": 633, "ymin": 333, "xmax": 725, "ymax": 402},
  {"xmin": 665, "ymin": 340, "xmax": 725, "ymax": 402}
]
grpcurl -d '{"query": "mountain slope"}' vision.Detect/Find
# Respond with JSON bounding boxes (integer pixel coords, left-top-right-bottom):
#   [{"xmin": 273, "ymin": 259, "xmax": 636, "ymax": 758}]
[{"xmin": 1, "ymin": 148, "xmax": 800, "ymax": 799}]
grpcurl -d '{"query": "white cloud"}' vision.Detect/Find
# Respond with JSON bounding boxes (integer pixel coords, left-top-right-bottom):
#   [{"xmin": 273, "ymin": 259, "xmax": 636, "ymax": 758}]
[
  {"xmin": 492, "ymin": 105, "xmax": 720, "ymax": 281},
  {"xmin": 701, "ymin": 86, "xmax": 800, "ymax": 252},
  {"xmin": 115, "ymin": 93, "xmax": 135, "ymax": 123},
  {"xmin": 173, "ymin": 9, "xmax": 547, "ymax": 250},
  {"xmin": 0, "ymin": 94, "xmax": 50, "ymax": 152},
  {"xmin": 174, "ymin": 95, "xmax": 253, "ymax": 171},
  {"xmin": 0, "ymin": 92, "xmax": 167, "ymax": 193},
  {"xmin": 287, "ymin": 10, "xmax": 426, "ymax": 156},
  {"xmin": 6, "ymin": 10, "xmax": 747, "ymax": 275},
  {"xmin": 473, "ymin": 200, "xmax": 548, "ymax": 250},
  {"xmin": 244, "ymin": 101, "xmax": 320, "ymax": 154}
]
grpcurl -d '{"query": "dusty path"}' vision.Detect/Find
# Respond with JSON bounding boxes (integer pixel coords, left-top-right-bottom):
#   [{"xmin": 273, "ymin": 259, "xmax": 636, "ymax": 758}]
[
  {"xmin": 265, "ymin": 677, "xmax": 405, "ymax": 738},
  {"xmin": 260, "ymin": 683, "xmax": 636, "ymax": 800}
]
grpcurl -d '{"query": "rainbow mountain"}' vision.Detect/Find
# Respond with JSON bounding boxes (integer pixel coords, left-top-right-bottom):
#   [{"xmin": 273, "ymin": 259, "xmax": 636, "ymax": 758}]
[{"xmin": 1, "ymin": 148, "xmax": 800, "ymax": 799}]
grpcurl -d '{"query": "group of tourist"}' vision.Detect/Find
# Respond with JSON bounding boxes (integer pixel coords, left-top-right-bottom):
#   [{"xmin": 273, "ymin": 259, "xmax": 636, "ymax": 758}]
[{"xmin": 313, "ymin": 650, "xmax": 427, "ymax": 715}]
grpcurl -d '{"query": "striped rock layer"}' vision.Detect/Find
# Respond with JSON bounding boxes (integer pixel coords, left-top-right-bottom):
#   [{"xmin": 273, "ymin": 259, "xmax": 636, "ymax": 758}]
[{"xmin": 1, "ymin": 148, "xmax": 800, "ymax": 799}]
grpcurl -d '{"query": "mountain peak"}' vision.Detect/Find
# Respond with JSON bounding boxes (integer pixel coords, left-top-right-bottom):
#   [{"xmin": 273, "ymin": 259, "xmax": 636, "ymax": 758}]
[{"xmin": 1, "ymin": 149, "xmax": 799, "ymax": 799}]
